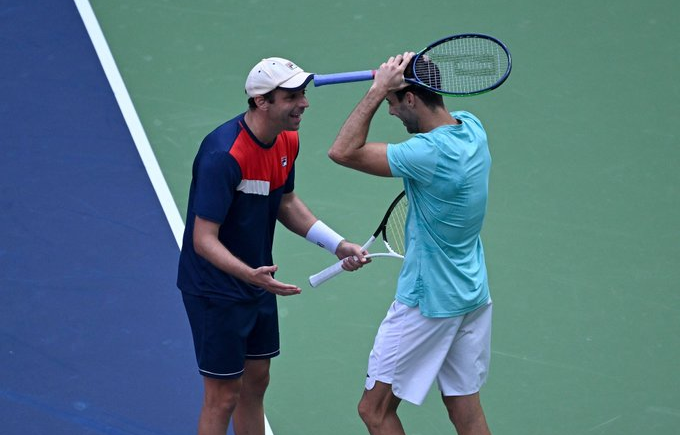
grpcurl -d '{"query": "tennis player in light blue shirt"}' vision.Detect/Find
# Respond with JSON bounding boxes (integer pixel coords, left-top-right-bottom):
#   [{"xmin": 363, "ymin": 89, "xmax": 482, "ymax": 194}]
[
  {"xmin": 387, "ymin": 110, "xmax": 491, "ymax": 318},
  {"xmin": 326, "ymin": 51, "xmax": 495, "ymax": 435}
]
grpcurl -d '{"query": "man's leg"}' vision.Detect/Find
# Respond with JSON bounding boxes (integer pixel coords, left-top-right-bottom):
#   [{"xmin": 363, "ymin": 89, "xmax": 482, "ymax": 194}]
[
  {"xmin": 198, "ymin": 376, "xmax": 241, "ymax": 435},
  {"xmin": 442, "ymin": 392, "xmax": 491, "ymax": 435},
  {"xmin": 233, "ymin": 359, "xmax": 271, "ymax": 435},
  {"xmin": 358, "ymin": 380, "xmax": 405, "ymax": 435}
]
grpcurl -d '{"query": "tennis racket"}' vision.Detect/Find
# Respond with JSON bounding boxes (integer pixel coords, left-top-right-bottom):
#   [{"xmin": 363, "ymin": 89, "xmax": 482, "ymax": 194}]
[
  {"xmin": 313, "ymin": 33, "xmax": 512, "ymax": 96},
  {"xmin": 309, "ymin": 191, "xmax": 408, "ymax": 288}
]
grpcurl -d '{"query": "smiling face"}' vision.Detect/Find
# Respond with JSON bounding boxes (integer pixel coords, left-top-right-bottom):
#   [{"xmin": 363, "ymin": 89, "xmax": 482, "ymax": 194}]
[
  {"xmin": 385, "ymin": 91, "xmax": 419, "ymax": 134},
  {"xmin": 267, "ymin": 88, "xmax": 310, "ymax": 131}
]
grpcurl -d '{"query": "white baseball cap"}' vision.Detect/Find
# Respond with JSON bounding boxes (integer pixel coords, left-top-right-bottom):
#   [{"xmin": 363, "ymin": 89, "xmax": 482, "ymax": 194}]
[{"xmin": 245, "ymin": 57, "xmax": 313, "ymax": 98}]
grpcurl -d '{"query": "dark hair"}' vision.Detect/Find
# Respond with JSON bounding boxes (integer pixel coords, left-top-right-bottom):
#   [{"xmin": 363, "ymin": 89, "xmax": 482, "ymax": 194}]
[
  {"xmin": 247, "ymin": 90, "xmax": 275, "ymax": 109},
  {"xmin": 394, "ymin": 56, "xmax": 444, "ymax": 110}
]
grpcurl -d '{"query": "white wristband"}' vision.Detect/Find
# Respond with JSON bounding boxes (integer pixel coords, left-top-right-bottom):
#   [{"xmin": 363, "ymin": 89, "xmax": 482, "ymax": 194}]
[{"xmin": 305, "ymin": 220, "xmax": 344, "ymax": 255}]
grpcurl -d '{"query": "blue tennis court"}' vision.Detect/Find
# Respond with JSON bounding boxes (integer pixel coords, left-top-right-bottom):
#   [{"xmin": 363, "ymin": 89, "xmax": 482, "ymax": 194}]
[{"xmin": 1, "ymin": 1, "xmax": 200, "ymax": 433}]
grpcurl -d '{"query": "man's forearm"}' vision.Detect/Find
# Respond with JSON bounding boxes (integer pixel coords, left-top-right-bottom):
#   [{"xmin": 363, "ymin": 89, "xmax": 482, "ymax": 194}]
[{"xmin": 328, "ymin": 85, "xmax": 387, "ymax": 162}]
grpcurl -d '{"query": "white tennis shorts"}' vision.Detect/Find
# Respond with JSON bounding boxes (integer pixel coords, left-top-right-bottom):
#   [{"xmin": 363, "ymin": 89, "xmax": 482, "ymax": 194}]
[{"xmin": 365, "ymin": 299, "xmax": 492, "ymax": 405}]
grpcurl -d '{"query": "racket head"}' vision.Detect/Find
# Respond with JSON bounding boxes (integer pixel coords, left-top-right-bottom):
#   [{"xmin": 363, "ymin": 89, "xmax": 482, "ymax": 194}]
[
  {"xmin": 378, "ymin": 191, "xmax": 408, "ymax": 257},
  {"xmin": 308, "ymin": 192, "xmax": 407, "ymax": 288},
  {"xmin": 407, "ymin": 33, "xmax": 512, "ymax": 97}
]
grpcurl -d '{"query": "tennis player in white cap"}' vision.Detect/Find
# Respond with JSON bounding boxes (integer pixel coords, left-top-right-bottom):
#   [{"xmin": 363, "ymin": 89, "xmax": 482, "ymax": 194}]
[{"xmin": 177, "ymin": 57, "xmax": 367, "ymax": 435}]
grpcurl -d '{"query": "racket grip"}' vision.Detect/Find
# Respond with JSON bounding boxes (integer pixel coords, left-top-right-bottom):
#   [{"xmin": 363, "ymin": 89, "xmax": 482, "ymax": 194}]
[
  {"xmin": 313, "ymin": 70, "xmax": 376, "ymax": 87},
  {"xmin": 308, "ymin": 260, "xmax": 346, "ymax": 287}
]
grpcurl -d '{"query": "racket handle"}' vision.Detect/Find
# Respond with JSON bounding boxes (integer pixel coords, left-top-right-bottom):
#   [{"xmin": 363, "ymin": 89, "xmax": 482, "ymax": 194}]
[
  {"xmin": 308, "ymin": 260, "xmax": 345, "ymax": 287},
  {"xmin": 313, "ymin": 70, "xmax": 376, "ymax": 87}
]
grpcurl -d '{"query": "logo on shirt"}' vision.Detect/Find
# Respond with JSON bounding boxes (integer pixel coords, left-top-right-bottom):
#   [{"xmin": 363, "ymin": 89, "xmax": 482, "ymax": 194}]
[{"xmin": 281, "ymin": 156, "xmax": 288, "ymax": 167}]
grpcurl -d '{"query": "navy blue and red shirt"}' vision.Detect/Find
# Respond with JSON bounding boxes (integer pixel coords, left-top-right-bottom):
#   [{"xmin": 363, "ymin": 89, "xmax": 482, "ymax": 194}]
[{"xmin": 177, "ymin": 112, "xmax": 299, "ymax": 300}]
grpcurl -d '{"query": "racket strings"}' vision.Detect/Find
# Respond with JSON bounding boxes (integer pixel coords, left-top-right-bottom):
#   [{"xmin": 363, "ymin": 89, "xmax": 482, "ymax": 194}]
[
  {"xmin": 383, "ymin": 197, "xmax": 408, "ymax": 256},
  {"xmin": 417, "ymin": 37, "xmax": 509, "ymax": 94}
]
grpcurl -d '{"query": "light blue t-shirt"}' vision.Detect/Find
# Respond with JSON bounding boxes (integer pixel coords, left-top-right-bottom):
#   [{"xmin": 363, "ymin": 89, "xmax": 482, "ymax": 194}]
[{"xmin": 386, "ymin": 111, "xmax": 491, "ymax": 318}]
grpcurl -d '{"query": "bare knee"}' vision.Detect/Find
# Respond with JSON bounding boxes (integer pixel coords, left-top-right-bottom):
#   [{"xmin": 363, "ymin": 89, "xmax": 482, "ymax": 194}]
[
  {"xmin": 202, "ymin": 377, "xmax": 240, "ymax": 416},
  {"xmin": 241, "ymin": 360, "xmax": 271, "ymax": 399},
  {"xmin": 358, "ymin": 396, "xmax": 386, "ymax": 430},
  {"xmin": 357, "ymin": 383, "xmax": 403, "ymax": 433},
  {"xmin": 204, "ymin": 393, "xmax": 238, "ymax": 418},
  {"xmin": 249, "ymin": 369, "xmax": 270, "ymax": 393},
  {"xmin": 442, "ymin": 393, "xmax": 490, "ymax": 435},
  {"xmin": 357, "ymin": 396, "xmax": 376, "ymax": 426}
]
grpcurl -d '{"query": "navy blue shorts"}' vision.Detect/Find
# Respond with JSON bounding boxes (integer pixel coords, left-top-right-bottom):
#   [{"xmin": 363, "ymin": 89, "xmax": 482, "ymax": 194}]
[{"xmin": 181, "ymin": 292, "xmax": 280, "ymax": 379}]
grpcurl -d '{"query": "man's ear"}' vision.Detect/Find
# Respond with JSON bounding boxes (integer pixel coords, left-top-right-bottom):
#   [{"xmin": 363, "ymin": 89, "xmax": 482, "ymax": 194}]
[
  {"xmin": 405, "ymin": 91, "xmax": 417, "ymax": 108},
  {"xmin": 253, "ymin": 95, "xmax": 270, "ymax": 110}
]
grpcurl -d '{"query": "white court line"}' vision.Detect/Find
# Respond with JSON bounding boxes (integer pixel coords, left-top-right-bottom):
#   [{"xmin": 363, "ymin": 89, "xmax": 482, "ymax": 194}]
[
  {"xmin": 73, "ymin": 0, "xmax": 185, "ymax": 249},
  {"xmin": 72, "ymin": 1, "xmax": 274, "ymax": 434}
]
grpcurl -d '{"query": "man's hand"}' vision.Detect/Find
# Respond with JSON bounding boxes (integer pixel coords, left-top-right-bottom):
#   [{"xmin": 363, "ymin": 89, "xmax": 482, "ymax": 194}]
[
  {"xmin": 372, "ymin": 51, "xmax": 416, "ymax": 93},
  {"xmin": 248, "ymin": 265, "xmax": 302, "ymax": 296},
  {"xmin": 335, "ymin": 240, "xmax": 370, "ymax": 272}
]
